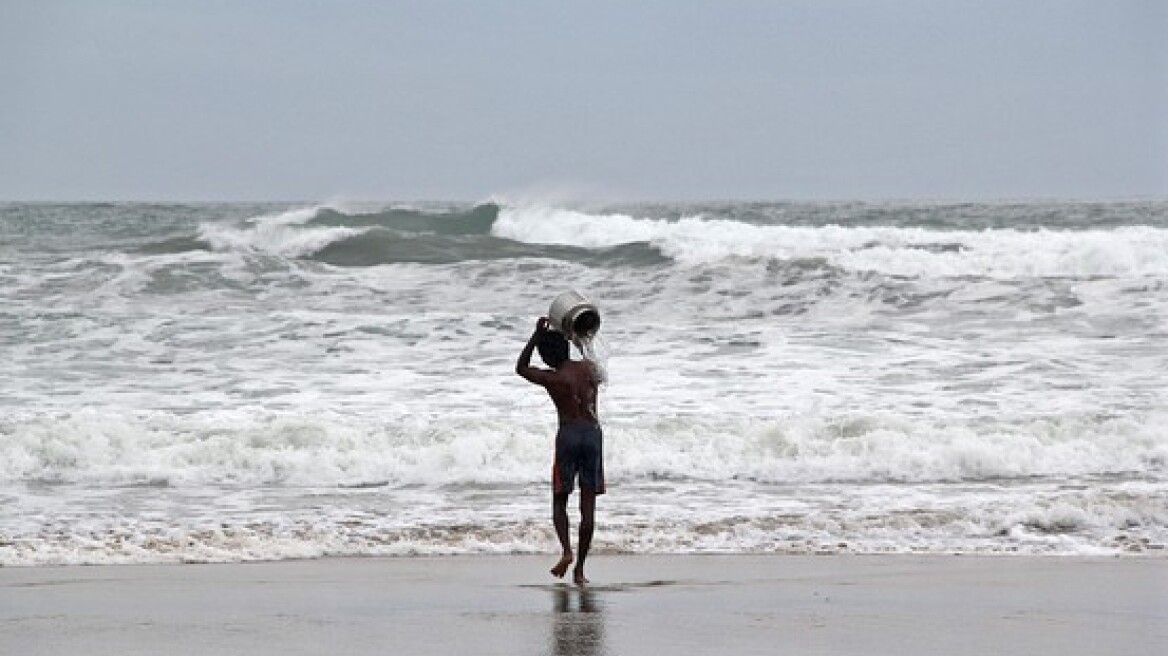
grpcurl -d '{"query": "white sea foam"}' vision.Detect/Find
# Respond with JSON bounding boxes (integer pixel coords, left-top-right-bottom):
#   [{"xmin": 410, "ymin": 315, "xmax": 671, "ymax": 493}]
[
  {"xmin": 492, "ymin": 204, "xmax": 1168, "ymax": 277},
  {"xmin": 198, "ymin": 205, "xmax": 365, "ymax": 257},
  {"xmin": 2, "ymin": 406, "xmax": 1163, "ymax": 488},
  {"xmin": 2, "ymin": 474, "xmax": 1164, "ymax": 565}
]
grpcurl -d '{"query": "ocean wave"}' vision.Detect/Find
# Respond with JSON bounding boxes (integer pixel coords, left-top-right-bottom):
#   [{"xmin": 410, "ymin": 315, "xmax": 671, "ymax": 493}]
[
  {"xmin": 111, "ymin": 201, "xmax": 1168, "ymax": 277},
  {"xmin": 183, "ymin": 203, "xmax": 668, "ymax": 266},
  {"xmin": 493, "ymin": 204, "xmax": 1168, "ymax": 277},
  {"xmin": 309, "ymin": 203, "xmax": 499, "ymax": 235},
  {"xmin": 309, "ymin": 230, "xmax": 668, "ymax": 267},
  {"xmin": 197, "ymin": 205, "xmax": 367, "ymax": 258},
  {"xmin": 193, "ymin": 203, "xmax": 502, "ymax": 257},
  {"xmin": 2, "ymin": 473, "xmax": 1164, "ymax": 565},
  {"xmin": 2, "ymin": 408, "xmax": 1162, "ymax": 488}
]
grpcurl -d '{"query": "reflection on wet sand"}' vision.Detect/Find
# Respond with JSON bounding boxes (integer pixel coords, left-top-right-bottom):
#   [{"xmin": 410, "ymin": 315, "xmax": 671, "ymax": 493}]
[{"xmin": 549, "ymin": 587, "xmax": 606, "ymax": 656}]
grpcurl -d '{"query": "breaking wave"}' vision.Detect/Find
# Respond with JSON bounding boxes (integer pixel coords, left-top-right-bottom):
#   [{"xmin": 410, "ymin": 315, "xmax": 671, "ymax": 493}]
[{"xmin": 174, "ymin": 202, "xmax": 1168, "ymax": 277}]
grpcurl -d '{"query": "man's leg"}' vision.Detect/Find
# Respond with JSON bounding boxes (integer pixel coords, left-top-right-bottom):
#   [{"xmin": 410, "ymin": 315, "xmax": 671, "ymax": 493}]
[
  {"xmin": 574, "ymin": 489, "xmax": 596, "ymax": 586},
  {"xmin": 550, "ymin": 491, "xmax": 573, "ymax": 578}
]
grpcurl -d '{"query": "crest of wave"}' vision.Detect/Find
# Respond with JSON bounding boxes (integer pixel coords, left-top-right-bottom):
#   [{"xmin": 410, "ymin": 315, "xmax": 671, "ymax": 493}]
[
  {"xmin": 492, "ymin": 203, "xmax": 1168, "ymax": 277},
  {"xmin": 198, "ymin": 204, "xmax": 366, "ymax": 258}
]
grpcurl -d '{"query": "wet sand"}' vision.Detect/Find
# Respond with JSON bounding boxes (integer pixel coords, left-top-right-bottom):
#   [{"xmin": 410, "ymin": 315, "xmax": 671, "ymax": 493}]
[{"xmin": 2, "ymin": 555, "xmax": 1165, "ymax": 655}]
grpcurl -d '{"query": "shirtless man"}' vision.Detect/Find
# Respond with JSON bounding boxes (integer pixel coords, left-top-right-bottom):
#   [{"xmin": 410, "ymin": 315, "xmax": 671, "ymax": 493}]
[{"xmin": 516, "ymin": 317, "xmax": 604, "ymax": 587}]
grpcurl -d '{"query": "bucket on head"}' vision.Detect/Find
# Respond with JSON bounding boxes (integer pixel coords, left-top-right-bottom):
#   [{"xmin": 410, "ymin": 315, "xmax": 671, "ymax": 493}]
[{"xmin": 548, "ymin": 290, "xmax": 601, "ymax": 341}]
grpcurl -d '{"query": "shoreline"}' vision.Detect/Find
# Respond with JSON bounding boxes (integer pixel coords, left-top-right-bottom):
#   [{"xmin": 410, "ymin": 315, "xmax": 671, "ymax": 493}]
[
  {"xmin": 4, "ymin": 549, "xmax": 1168, "ymax": 568},
  {"xmin": 4, "ymin": 554, "xmax": 1165, "ymax": 655}
]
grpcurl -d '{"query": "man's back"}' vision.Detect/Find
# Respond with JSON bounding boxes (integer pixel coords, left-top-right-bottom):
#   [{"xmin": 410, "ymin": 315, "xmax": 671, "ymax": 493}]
[
  {"xmin": 540, "ymin": 360, "xmax": 599, "ymax": 426},
  {"xmin": 514, "ymin": 317, "xmax": 601, "ymax": 425}
]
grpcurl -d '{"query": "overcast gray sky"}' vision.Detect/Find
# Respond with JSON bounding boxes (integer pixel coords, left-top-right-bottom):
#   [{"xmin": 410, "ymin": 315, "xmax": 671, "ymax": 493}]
[{"xmin": 2, "ymin": 0, "xmax": 1166, "ymax": 201}]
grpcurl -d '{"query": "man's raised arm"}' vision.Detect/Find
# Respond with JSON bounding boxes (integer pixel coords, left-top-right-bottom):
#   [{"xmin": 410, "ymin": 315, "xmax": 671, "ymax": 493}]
[{"xmin": 516, "ymin": 317, "xmax": 553, "ymax": 385}]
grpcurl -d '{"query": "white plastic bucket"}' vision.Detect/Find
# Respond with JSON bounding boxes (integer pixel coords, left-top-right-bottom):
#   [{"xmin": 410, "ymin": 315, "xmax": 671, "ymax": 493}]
[{"xmin": 548, "ymin": 290, "xmax": 601, "ymax": 340}]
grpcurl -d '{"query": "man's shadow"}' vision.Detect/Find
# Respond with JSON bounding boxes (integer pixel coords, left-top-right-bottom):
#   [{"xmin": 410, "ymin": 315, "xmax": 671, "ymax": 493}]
[{"xmin": 549, "ymin": 586, "xmax": 606, "ymax": 656}]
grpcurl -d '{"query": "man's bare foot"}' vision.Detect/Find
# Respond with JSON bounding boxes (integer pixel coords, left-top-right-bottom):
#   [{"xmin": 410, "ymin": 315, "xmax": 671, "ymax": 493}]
[
  {"xmin": 550, "ymin": 553, "xmax": 574, "ymax": 578},
  {"xmin": 573, "ymin": 568, "xmax": 589, "ymax": 588}
]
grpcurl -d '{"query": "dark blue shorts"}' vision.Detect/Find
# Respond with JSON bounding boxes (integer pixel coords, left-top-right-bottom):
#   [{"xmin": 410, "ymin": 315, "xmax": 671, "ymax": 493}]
[{"xmin": 553, "ymin": 423, "xmax": 605, "ymax": 495}]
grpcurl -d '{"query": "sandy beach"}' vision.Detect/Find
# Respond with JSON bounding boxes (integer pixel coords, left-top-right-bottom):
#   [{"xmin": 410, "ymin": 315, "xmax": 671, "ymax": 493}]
[{"xmin": 2, "ymin": 555, "xmax": 1165, "ymax": 655}]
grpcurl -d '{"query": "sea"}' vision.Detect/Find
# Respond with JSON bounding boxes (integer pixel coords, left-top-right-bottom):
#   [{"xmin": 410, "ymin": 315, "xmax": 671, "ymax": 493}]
[{"xmin": 1, "ymin": 200, "xmax": 1166, "ymax": 565}]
